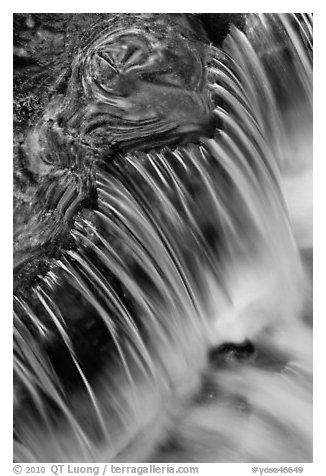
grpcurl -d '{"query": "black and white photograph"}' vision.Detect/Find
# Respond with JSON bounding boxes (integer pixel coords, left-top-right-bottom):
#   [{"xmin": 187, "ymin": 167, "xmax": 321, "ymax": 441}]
[{"xmin": 13, "ymin": 10, "xmax": 314, "ymax": 467}]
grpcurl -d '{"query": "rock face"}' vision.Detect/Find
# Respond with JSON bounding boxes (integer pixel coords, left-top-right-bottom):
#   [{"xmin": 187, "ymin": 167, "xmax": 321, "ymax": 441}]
[{"xmin": 14, "ymin": 14, "xmax": 222, "ymax": 290}]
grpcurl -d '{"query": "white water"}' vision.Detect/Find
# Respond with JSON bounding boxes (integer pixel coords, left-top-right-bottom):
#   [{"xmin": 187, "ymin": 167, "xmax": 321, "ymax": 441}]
[{"xmin": 14, "ymin": 13, "xmax": 313, "ymax": 463}]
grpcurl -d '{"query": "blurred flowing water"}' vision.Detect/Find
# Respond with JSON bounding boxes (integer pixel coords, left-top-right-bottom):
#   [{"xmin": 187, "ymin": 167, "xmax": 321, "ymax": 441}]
[{"xmin": 13, "ymin": 13, "xmax": 313, "ymax": 462}]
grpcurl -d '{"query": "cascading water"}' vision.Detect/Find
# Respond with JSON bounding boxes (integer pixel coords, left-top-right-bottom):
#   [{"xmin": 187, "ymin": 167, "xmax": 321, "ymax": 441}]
[{"xmin": 13, "ymin": 13, "xmax": 313, "ymax": 462}]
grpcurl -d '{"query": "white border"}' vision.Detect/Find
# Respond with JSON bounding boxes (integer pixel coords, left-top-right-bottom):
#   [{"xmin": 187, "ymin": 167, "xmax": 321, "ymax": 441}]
[{"xmin": 3, "ymin": 5, "xmax": 324, "ymax": 475}]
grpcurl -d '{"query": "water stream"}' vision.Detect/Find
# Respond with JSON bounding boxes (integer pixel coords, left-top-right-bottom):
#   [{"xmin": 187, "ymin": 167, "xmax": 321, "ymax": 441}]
[{"xmin": 13, "ymin": 13, "xmax": 313, "ymax": 462}]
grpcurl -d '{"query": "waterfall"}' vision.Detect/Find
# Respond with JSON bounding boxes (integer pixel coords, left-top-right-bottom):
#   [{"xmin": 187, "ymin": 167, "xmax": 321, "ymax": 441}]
[{"xmin": 13, "ymin": 13, "xmax": 313, "ymax": 463}]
